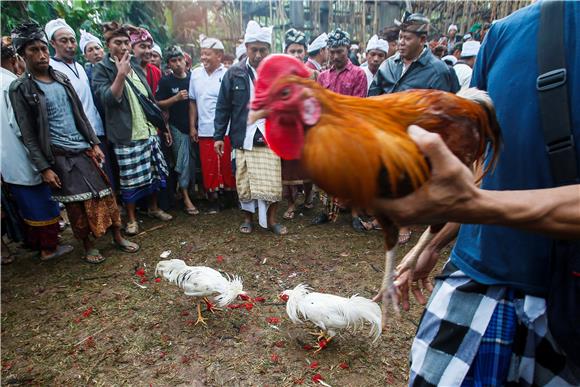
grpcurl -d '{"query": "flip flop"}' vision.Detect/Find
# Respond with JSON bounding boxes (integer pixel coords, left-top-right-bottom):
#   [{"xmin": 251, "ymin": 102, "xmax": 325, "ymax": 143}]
[
  {"xmin": 398, "ymin": 231, "xmax": 412, "ymax": 244},
  {"xmin": 351, "ymin": 216, "xmax": 369, "ymax": 232},
  {"xmin": 113, "ymin": 239, "xmax": 140, "ymax": 253},
  {"xmin": 283, "ymin": 209, "xmax": 295, "ymax": 220},
  {"xmin": 239, "ymin": 221, "xmax": 253, "ymax": 234},
  {"xmin": 184, "ymin": 206, "xmax": 200, "ymax": 216},
  {"xmin": 39, "ymin": 244, "xmax": 74, "ymax": 262},
  {"xmin": 83, "ymin": 248, "xmax": 106, "ymax": 264},
  {"xmin": 269, "ymin": 223, "xmax": 288, "ymax": 236}
]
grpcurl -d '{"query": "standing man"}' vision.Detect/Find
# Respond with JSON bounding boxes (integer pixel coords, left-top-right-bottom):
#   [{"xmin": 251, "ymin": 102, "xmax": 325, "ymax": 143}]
[
  {"xmin": 129, "ymin": 27, "xmax": 161, "ymax": 97},
  {"xmin": 361, "ymin": 35, "xmax": 389, "ymax": 92},
  {"xmin": 446, "ymin": 24, "xmax": 460, "ymax": 55},
  {"xmin": 156, "ymin": 45, "xmax": 199, "ymax": 216},
  {"xmin": 189, "ymin": 36, "xmax": 235, "ymax": 214},
  {"xmin": 214, "ymin": 21, "xmax": 286, "ymax": 235},
  {"xmin": 454, "ymin": 40, "xmax": 480, "ymax": 90},
  {"xmin": 79, "ymin": 29, "xmax": 104, "ymax": 81},
  {"xmin": 92, "ymin": 21, "xmax": 172, "ymax": 236},
  {"xmin": 151, "ymin": 43, "xmax": 162, "ymax": 70},
  {"xmin": 314, "ymin": 28, "xmax": 369, "ymax": 232},
  {"xmin": 381, "ymin": 26, "xmax": 400, "ymax": 58},
  {"xmin": 305, "ymin": 33, "xmax": 328, "ymax": 72},
  {"xmin": 1, "ymin": 40, "xmax": 73, "ymax": 261},
  {"xmin": 9, "ymin": 22, "xmax": 138, "ymax": 264}
]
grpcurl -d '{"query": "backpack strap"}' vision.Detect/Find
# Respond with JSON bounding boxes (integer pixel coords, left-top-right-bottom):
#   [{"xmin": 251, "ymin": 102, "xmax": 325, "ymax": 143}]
[{"xmin": 537, "ymin": 0, "xmax": 578, "ymax": 185}]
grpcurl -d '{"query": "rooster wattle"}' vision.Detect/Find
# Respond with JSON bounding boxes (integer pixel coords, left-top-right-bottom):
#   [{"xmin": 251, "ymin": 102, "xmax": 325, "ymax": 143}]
[{"xmin": 249, "ymin": 54, "xmax": 501, "ymax": 327}]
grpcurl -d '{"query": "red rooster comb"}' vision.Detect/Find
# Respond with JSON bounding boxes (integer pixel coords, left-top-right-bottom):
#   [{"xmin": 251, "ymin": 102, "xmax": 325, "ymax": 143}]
[{"xmin": 252, "ymin": 54, "xmax": 311, "ymax": 110}]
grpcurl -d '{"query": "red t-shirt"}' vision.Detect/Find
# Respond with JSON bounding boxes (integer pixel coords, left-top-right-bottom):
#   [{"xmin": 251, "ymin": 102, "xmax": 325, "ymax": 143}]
[{"xmin": 145, "ymin": 63, "xmax": 162, "ymax": 97}]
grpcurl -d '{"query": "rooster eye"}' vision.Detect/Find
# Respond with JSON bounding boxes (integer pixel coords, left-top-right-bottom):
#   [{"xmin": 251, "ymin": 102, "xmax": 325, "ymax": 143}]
[{"xmin": 280, "ymin": 87, "xmax": 291, "ymax": 99}]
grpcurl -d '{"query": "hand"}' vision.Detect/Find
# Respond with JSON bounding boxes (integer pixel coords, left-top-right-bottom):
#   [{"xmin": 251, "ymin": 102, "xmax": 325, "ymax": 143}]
[
  {"xmin": 42, "ymin": 169, "xmax": 62, "ymax": 189},
  {"xmin": 214, "ymin": 140, "xmax": 225, "ymax": 157},
  {"xmin": 394, "ymin": 245, "xmax": 438, "ymax": 311},
  {"xmin": 115, "ymin": 51, "xmax": 131, "ymax": 77},
  {"xmin": 92, "ymin": 145, "xmax": 105, "ymax": 164},
  {"xmin": 189, "ymin": 128, "xmax": 199, "ymax": 143},
  {"xmin": 164, "ymin": 130, "xmax": 173, "ymax": 147},
  {"xmin": 175, "ymin": 90, "xmax": 189, "ymax": 101},
  {"xmin": 372, "ymin": 125, "xmax": 478, "ymax": 226}
]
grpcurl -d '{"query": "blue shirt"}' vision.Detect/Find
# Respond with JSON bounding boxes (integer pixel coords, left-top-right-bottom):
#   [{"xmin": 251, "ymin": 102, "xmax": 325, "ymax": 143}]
[
  {"xmin": 451, "ymin": 1, "xmax": 580, "ymax": 296},
  {"xmin": 34, "ymin": 79, "xmax": 90, "ymax": 150}
]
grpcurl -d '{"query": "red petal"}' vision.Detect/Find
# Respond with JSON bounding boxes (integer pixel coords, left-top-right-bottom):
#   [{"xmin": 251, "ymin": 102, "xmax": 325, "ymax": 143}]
[
  {"xmin": 180, "ymin": 311, "xmax": 190, "ymax": 316},
  {"xmin": 135, "ymin": 268, "xmax": 146, "ymax": 277},
  {"xmin": 274, "ymin": 340, "xmax": 285, "ymax": 348},
  {"xmin": 311, "ymin": 373, "xmax": 323, "ymax": 383},
  {"xmin": 309, "ymin": 361, "xmax": 319, "ymax": 369},
  {"xmin": 266, "ymin": 317, "xmax": 280, "ymax": 324},
  {"xmin": 339, "ymin": 362, "xmax": 349, "ymax": 369},
  {"xmin": 302, "ymin": 344, "xmax": 313, "ymax": 351},
  {"xmin": 293, "ymin": 378, "xmax": 304, "ymax": 385},
  {"xmin": 140, "ymin": 277, "xmax": 148, "ymax": 284},
  {"xmin": 227, "ymin": 304, "xmax": 241, "ymax": 309},
  {"xmin": 82, "ymin": 307, "xmax": 93, "ymax": 318},
  {"xmin": 154, "ymin": 278, "xmax": 162, "ymax": 283},
  {"xmin": 270, "ymin": 353, "xmax": 280, "ymax": 362},
  {"xmin": 217, "ymin": 255, "xmax": 224, "ymax": 263},
  {"xmin": 244, "ymin": 303, "xmax": 254, "ymax": 311},
  {"xmin": 253, "ymin": 297, "xmax": 266, "ymax": 303},
  {"xmin": 238, "ymin": 294, "xmax": 251, "ymax": 301}
]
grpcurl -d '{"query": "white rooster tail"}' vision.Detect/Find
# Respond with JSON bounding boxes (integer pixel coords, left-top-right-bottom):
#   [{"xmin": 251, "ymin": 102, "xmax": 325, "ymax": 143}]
[
  {"xmin": 284, "ymin": 284, "xmax": 311, "ymax": 324},
  {"xmin": 343, "ymin": 295, "xmax": 382, "ymax": 342},
  {"xmin": 213, "ymin": 274, "xmax": 245, "ymax": 307}
]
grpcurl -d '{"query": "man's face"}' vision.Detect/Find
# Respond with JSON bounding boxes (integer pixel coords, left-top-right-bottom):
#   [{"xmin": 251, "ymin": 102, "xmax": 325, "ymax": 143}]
[
  {"xmin": 200, "ymin": 48, "xmax": 222, "ymax": 71},
  {"xmin": 167, "ymin": 56, "xmax": 185, "ymax": 75},
  {"xmin": 245, "ymin": 42, "xmax": 270, "ymax": 69},
  {"xmin": 51, "ymin": 29, "xmax": 77, "ymax": 62},
  {"xmin": 387, "ymin": 40, "xmax": 398, "ymax": 57},
  {"xmin": 132, "ymin": 41, "xmax": 152, "ymax": 64},
  {"xmin": 23, "ymin": 40, "xmax": 50, "ymax": 73},
  {"xmin": 448, "ymin": 29, "xmax": 457, "ymax": 39},
  {"xmin": 107, "ymin": 36, "xmax": 130, "ymax": 61},
  {"xmin": 150, "ymin": 51, "xmax": 162, "ymax": 68},
  {"xmin": 329, "ymin": 46, "xmax": 348, "ymax": 69},
  {"xmin": 286, "ymin": 43, "xmax": 305, "ymax": 61},
  {"xmin": 222, "ymin": 59, "xmax": 233, "ymax": 69},
  {"xmin": 398, "ymin": 31, "xmax": 425, "ymax": 60},
  {"xmin": 366, "ymin": 49, "xmax": 386, "ymax": 73},
  {"xmin": 84, "ymin": 41, "xmax": 104, "ymax": 64},
  {"xmin": 321, "ymin": 47, "xmax": 330, "ymax": 62}
]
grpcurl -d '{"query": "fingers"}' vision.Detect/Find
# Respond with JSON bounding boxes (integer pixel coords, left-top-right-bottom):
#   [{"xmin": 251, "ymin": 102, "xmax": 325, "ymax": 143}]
[
  {"xmin": 53, "ymin": 174, "xmax": 62, "ymax": 189},
  {"xmin": 407, "ymin": 125, "xmax": 457, "ymax": 171}
]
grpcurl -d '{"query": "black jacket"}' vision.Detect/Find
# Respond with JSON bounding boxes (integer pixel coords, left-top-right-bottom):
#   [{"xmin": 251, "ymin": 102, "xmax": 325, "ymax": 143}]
[
  {"xmin": 92, "ymin": 54, "xmax": 155, "ymax": 145},
  {"xmin": 213, "ymin": 59, "xmax": 253, "ymax": 149},
  {"xmin": 9, "ymin": 67, "xmax": 100, "ymax": 172},
  {"xmin": 368, "ymin": 48, "xmax": 460, "ymax": 96}
]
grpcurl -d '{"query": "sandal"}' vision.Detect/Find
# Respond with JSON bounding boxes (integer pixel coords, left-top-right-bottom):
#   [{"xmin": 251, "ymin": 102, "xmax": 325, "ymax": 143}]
[
  {"xmin": 184, "ymin": 206, "xmax": 200, "ymax": 216},
  {"xmin": 113, "ymin": 239, "xmax": 140, "ymax": 253},
  {"xmin": 352, "ymin": 216, "xmax": 369, "ymax": 232},
  {"xmin": 125, "ymin": 221, "xmax": 139, "ymax": 236},
  {"xmin": 398, "ymin": 231, "xmax": 412, "ymax": 244},
  {"xmin": 83, "ymin": 248, "xmax": 106, "ymax": 264},
  {"xmin": 269, "ymin": 223, "xmax": 288, "ymax": 236},
  {"xmin": 283, "ymin": 209, "xmax": 296, "ymax": 220},
  {"xmin": 148, "ymin": 209, "xmax": 173, "ymax": 221},
  {"xmin": 39, "ymin": 244, "xmax": 74, "ymax": 262},
  {"xmin": 239, "ymin": 221, "xmax": 253, "ymax": 234}
]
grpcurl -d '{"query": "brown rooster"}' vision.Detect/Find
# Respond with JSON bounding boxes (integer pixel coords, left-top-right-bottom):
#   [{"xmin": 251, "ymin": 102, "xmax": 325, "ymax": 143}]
[{"xmin": 249, "ymin": 55, "xmax": 501, "ymax": 326}]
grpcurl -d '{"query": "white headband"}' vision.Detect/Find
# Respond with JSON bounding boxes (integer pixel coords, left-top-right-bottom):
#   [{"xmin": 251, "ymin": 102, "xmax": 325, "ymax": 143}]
[
  {"xmin": 45, "ymin": 18, "xmax": 75, "ymax": 41},
  {"xmin": 244, "ymin": 20, "xmax": 272, "ymax": 45},
  {"xmin": 365, "ymin": 34, "xmax": 389, "ymax": 53}
]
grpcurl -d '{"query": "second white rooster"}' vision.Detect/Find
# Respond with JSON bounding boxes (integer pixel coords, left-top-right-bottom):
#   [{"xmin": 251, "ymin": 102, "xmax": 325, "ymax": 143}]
[
  {"xmin": 156, "ymin": 259, "xmax": 247, "ymax": 326},
  {"xmin": 280, "ymin": 284, "xmax": 382, "ymax": 351}
]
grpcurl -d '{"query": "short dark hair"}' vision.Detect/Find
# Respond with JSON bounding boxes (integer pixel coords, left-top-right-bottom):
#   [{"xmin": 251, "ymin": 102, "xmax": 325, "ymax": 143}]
[
  {"xmin": 1, "ymin": 41, "xmax": 16, "ymax": 61},
  {"xmin": 222, "ymin": 53, "xmax": 234, "ymax": 62},
  {"xmin": 432, "ymin": 46, "xmax": 446, "ymax": 57},
  {"xmin": 381, "ymin": 26, "xmax": 400, "ymax": 43}
]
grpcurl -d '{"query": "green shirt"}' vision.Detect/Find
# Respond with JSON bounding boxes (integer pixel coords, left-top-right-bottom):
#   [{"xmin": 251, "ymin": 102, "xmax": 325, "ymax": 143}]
[{"xmin": 126, "ymin": 70, "xmax": 155, "ymax": 141}]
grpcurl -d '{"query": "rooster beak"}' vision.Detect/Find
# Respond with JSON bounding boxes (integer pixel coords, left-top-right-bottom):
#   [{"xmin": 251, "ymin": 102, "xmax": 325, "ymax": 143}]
[{"xmin": 247, "ymin": 109, "xmax": 269, "ymax": 125}]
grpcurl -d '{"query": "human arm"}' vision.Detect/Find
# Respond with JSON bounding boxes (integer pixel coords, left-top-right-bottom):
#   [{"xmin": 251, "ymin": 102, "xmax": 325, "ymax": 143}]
[
  {"xmin": 189, "ymin": 100, "xmax": 198, "ymax": 142},
  {"xmin": 110, "ymin": 52, "xmax": 131, "ymax": 100},
  {"xmin": 213, "ymin": 71, "xmax": 232, "ymax": 143},
  {"xmin": 157, "ymin": 90, "xmax": 188, "ymax": 109},
  {"xmin": 373, "ymin": 125, "xmax": 580, "ymax": 238}
]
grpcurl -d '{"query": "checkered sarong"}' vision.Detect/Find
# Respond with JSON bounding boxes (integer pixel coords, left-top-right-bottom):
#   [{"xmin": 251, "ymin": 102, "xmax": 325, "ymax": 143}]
[
  {"xmin": 114, "ymin": 135, "xmax": 168, "ymax": 190},
  {"xmin": 410, "ymin": 262, "xmax": 580, "ymax": 387},
  {"xmin": 235, "ymin": 146, "xmax": 282, "ymax": 202}
]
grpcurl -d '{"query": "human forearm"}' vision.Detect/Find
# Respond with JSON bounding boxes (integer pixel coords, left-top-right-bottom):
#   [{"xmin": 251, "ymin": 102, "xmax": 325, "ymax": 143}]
[
  {"xmin": 157, "ymin": 96, "xmax": 177, "ymax": 109},
  {"xmin": 189, "ymin": 101, "xmax": 197, "ymax": 131},
  {"xmin": 110, "ymin": 72, "xmax": 126, "ymax": 100}
]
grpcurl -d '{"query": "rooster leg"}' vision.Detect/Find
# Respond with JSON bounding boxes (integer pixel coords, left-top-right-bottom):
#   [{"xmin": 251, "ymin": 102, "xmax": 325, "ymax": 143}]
[
  {"xmin": 395, "ymin": 228, "xmax": 437, "ymax": 277},
  {"xmin": 308, "ymin": 330, "xmax": 327, "ymax": 342},
  {"xmin": 194, "ymin": 303, "xmax": 207, "ymax": 326},
  {"xmin": 203, "ymin": 297, "xmax": 220, "ymax": 313},
  {"xmin": 313, "ymin": 336, "xmax": 333, "ymax": 354}
]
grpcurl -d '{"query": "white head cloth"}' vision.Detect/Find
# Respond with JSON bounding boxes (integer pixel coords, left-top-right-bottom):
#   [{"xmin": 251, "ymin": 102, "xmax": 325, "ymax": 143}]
[
  {"xmin": 307, "ymin": 32, "xmax": 328, "ymax": 53},
  {"xmin": 365, "ymin": 34, "xmax": 389, "ymax": 53},
  {"xmin": 199, "ymin": 34, "xmax": 225, "ymax": 50},
  {"xmin": 79, "ymin": 29, "xmax": 102, "ymax": 53},
  {"xmin": 461, "ymin": 40, "xmax": 481, "ymax": 57},
  {"xmin": 235, "ymin": 44, "xmax": 246, "ymax": 60},
  {"xmin": 448, "ymin": 24, "xmax": 458, "ymax": 33},
  {"xmin": 152, "ymin": 43, "xmax": 162, "ymax": 57},
  {"xmin": 45, "ymin": 18, "xmax": 75, "ymax": 41},
  {"xmin": 442, "ymin": 55, "xmax": 457, "ymax": 65},
  {"xmin": 244, "ymin": 21, "xmax": 272, "ymax": 45}
]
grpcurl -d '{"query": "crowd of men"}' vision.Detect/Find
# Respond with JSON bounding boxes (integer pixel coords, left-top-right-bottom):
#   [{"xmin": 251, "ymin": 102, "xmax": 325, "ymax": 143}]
[{"xmin": 1, "ymin": 2, "xmax": 579, "ymax": 386}]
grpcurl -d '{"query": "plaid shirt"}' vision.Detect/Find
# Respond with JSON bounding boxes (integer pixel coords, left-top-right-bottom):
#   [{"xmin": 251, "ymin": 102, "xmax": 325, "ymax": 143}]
[
  {"xmin": 411, "ymin": 262, "xmax": 580, "ymax": 386},
  {"xmin": 317, "ymin": 60, "xmax": 367, "ymax": 97}
]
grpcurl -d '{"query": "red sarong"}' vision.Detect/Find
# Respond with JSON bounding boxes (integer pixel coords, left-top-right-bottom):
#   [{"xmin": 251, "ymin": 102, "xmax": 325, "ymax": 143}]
[{"xmin": 199, "ymin": 137, "xmax": 236, "ymax": 192}]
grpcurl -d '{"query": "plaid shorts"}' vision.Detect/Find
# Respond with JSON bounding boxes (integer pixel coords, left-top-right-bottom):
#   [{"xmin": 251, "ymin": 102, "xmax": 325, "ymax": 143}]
[{"xmin": 410, "ymin": 262, "xmax": 580, "ymax": 386}]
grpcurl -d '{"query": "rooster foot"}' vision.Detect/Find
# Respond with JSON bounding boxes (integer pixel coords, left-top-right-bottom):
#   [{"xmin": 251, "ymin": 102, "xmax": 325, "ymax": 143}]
[
  {"xmin": 313, "ymin": 336, "xmax": 332, "ymax": 354},
  {"xmin": 203, "ymin": 297, "xmax": 220, "ymax": 313},
  {"xmin": 308, "ymin": 330, "xmax": 327, "ymax": 342},
  {"xmin": 195, "ymin": 303, "xmax": 207, "ymax": 326}
]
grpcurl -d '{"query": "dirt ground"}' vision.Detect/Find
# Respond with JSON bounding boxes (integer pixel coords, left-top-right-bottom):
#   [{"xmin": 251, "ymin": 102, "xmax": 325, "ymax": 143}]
[{"xmin": 1, "ymin": 202, "xmax": 450, "ymax": 386}]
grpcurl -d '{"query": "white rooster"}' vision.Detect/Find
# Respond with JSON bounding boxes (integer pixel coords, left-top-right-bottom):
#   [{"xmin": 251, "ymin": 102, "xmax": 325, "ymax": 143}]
[
  {"xmin": 280, "ymin": 284, "xmax": 382, "ymax": 351},
  {"xmin": 155, "ymin": 259, "xmax": 247, "ymax": 326}
]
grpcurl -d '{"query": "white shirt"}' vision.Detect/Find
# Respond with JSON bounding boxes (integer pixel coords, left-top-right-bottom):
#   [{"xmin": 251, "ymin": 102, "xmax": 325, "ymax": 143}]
[
  {"xmin": 454, "ymin": 62, "xmax": 473, "ymax": 90},
  {"xmin": 242, "ymin": 63, "xmax": 266, "ymax": 151},
  {"xmin": 0, "ymin": 67, "xmax": 43, "ymax": 185},
  {"xmin": 361, "ymin": 63, "xmax": 375, "ymax": 92},
  {"xmin": 188, "ymin": 64, "xmax": 228, "ymax": 138},
  {"xmin": 50, "ymin": 58, "xmax": 105, "ymax": 136}
]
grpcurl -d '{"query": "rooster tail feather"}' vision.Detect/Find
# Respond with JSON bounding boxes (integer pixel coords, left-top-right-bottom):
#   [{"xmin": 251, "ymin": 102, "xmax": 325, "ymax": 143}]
[
  {"xmin": 214, "ymin": 274, "xmax": 244, "ymax": 307},
  {"xmin": 457, "ymin": 88, "xmax": 502, "ymax": 180},
  {"xmin": 344, "ymin": 295, "xmax": 382, "ymax": 342},
  {"xmin": 285, "ymin": 284, "xmax": 311, "ymax": 324}
]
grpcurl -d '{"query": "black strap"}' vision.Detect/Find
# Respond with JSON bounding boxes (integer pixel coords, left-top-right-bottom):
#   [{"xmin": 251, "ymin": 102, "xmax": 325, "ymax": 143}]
[{"xmin": 537, "ymin": 0, "xmax": 578, "ymax": 185}]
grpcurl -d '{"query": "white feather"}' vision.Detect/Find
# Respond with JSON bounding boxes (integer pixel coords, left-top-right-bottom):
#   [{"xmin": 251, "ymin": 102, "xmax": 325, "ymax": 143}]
[
  {"xmin": 282, "ymin": 284, "xmax": 382, "ymax": 342},
  {"xmin": 155, "ymin": 259, "xmax": 245, "ymax": 307}
]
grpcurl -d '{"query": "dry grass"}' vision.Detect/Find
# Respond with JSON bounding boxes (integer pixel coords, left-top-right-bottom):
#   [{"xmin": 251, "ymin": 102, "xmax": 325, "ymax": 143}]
[{"xmin": 1, "ymin": 204, "xmax": 449, "ymax": 386}]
